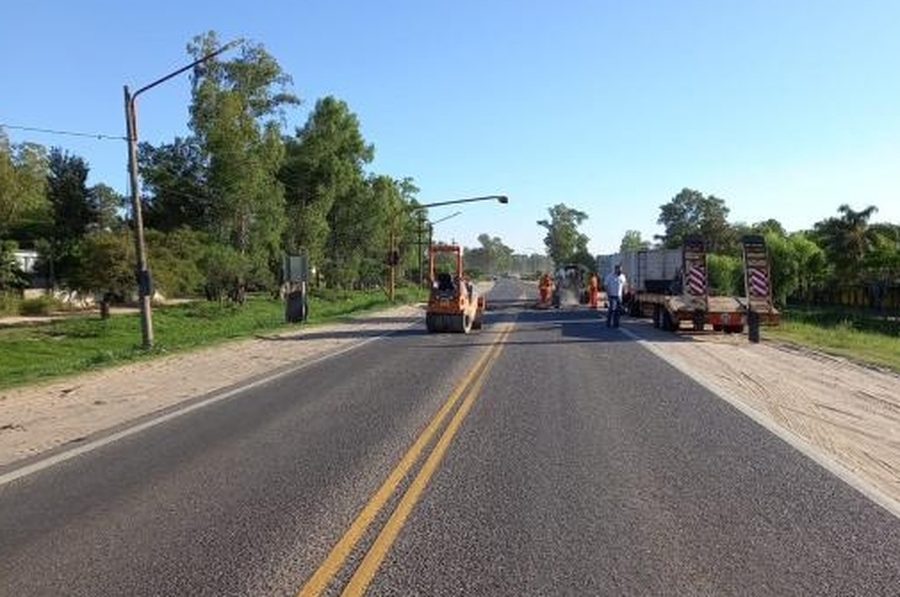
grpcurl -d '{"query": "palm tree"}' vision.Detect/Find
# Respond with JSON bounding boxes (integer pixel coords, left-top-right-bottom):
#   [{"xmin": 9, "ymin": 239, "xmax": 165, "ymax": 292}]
[{"xmin": 813, "ymin": 204, "xmax": 881, "ymax": 282}]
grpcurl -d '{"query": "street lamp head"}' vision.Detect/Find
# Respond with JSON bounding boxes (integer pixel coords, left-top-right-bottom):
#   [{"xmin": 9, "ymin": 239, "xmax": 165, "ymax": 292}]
[
  {"xmin": 222, "ymin": 38, "xmax": 245, "ymax": 52},
  {"xmin": 411, "ymin": 193, "xmax": 509, "ymax": 211}
]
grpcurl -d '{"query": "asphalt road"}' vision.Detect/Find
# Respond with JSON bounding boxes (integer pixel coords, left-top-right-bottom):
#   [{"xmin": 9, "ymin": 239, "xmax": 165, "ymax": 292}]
[{"xmin": 1, "ymin": 279, "xmax": 899, "ymax": 596}]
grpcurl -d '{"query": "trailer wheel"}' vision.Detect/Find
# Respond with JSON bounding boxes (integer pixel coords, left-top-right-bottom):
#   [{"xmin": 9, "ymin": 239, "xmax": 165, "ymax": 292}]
[{"xmin": 662, "ymin": 310, "xmax": 676, "ymax": 332}]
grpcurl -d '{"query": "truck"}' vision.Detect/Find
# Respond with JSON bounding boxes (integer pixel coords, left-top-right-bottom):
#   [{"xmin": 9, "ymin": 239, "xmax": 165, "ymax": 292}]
[{"xmin": 597, "ymin": 235, "xmax": 779, "ymax": 333}]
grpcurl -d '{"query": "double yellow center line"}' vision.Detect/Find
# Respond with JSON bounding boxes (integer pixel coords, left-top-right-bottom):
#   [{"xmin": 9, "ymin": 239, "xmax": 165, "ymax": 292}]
[{"xmin": 297, "ymin": 322, "xmax": 513, "ymax": 597}]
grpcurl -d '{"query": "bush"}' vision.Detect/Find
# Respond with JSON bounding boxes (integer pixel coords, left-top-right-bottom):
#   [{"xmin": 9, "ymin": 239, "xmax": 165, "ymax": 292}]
[
  {"xmin": 0, "ymin": 291, "xmax": 22, "ymax": 316},
  {"xmin": 19, "ymin": 295, "xmax": 61, "ymax": 316},
  {"xmin": 199, "ymin": 243, "xmax": 251, "ymax": 303},
  {"xmin": 145, "ymin": 228, "xmax": 207, "ymax": 298}
]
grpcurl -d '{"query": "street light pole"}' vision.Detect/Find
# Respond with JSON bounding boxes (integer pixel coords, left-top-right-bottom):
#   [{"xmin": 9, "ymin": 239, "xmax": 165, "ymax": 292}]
[
  {"xmin": 416, "ymin": 211, "xmax": 426, "ymax": 287},
  {"xmin": 420, "ymin": 211, "xmax": 461, "ymax": 287},
  {"xmin": 124, "ymin": 39, "xmax": 242, "ymax": 348},
  {"xmin": 388, "ymin": 194, "xmax": 507, "ymax": 301}
]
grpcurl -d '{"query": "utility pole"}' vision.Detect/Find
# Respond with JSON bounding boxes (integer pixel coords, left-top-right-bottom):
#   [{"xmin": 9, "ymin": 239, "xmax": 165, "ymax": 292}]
[
  {"xmin": 124, "ymin": 39, "xmax": 242, "ymax": 348},
  {"xmin": 391, "ymin": 195, "xmax": 507, "ymax": 301},
  {"xmin": 124, "ymin": 86, "xmax": 153, "ymax": 348},
  {"xmin": 389, "ymin": 225, "xmax": 396, "ymax": 302}
]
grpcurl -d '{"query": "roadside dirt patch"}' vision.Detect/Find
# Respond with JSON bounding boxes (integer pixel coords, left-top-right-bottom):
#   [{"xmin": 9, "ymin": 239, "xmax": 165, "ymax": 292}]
[
  {"xmin": 637, "ymin": 329, "xmax": 900, "ymax": 516},
  {"xmin": 0, "ymin": 305, "xmax": 422, "ymax": 468}
]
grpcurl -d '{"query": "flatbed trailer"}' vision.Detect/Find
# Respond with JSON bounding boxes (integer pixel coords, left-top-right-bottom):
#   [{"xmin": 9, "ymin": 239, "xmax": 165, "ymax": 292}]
[
  {"xmin": 621, "ymin": 235, "xmax": 779, "ymax": 333},
  {"xmin": 631, "ymin": 293, "xmax": 749, "ymax": 332}
]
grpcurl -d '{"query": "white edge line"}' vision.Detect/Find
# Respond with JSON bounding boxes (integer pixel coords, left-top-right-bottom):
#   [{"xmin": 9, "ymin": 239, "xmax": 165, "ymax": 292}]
[
  {"xmin": 0, "ymin": 324, "xmax": 414, "ymax": 487},
  {"xmin": 623, "ymin": 326, "xmax": 900, "ymax": 521}
]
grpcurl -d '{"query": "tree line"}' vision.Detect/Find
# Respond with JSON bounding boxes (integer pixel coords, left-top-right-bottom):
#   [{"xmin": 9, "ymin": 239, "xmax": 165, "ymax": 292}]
[
  {"xmin": 520, "ymin": 189, "xmax": 900, "ymax": 311},
  {"xmin": 3, "ymin": 33, "xmax": 898, "ymax": 313},
  {"xmin": 0, "ymin": 32, "xmax": 435, "ymax": 307},
  {"xmin": 619, "ymin": 188, "xmax": 900, "ymax": 308}
]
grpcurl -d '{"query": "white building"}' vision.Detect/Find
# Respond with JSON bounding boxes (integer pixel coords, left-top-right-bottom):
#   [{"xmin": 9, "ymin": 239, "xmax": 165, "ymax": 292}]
[{"xmin": 13, "ymin": 249, "xmax": 38, "ymax": 273}]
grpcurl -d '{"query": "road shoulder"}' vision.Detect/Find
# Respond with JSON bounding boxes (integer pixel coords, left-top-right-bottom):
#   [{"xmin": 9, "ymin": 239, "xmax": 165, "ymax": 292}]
[{"xmin": 0, "ymin": 304, "xmax": 422, "ymax": 470}]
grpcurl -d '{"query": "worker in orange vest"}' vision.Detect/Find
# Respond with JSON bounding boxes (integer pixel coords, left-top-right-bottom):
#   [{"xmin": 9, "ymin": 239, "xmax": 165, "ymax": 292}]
[
  {"xmin": 588, "ymin": 271, "xmax": 600, "ymax": 308},
  {"xmin": 587, "ymin": 271, "xmax": 599, "ymax": 308},
  {"xmin": 538, "ymin": 272, "xmax": 553, "ymax": 305}
]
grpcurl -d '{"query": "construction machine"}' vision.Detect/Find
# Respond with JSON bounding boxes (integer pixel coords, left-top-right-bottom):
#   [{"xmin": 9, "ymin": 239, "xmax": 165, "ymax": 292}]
[
  {"xmin": 552, "ymin": 263, "xmax": 588, "ymax": 307},
  {"xmin": 425, "ymin": 243, "xmax": 485, "ymax": 333}
]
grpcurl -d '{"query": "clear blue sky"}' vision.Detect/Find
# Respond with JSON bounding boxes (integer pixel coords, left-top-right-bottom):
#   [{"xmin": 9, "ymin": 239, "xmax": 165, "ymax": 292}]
[{"xmin": 2, "ymin": 1, "xmax": 898, "ymax": 255}]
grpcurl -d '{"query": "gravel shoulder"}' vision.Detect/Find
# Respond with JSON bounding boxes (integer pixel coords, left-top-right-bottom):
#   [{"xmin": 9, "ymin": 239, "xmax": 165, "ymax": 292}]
[
  {"xmin": 635, "ymin": 327, "xmax": 900, "ymax": 518},
  {"xmin": 2, "ymin": 303, "xmax": 898, "ymax": 520}
]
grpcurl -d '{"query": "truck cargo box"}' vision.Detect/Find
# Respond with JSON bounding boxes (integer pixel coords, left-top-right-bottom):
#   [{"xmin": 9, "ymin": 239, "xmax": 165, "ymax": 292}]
[
  {"xmin": 634, "ymin": 249, "xmax": 681, "ymax": 293},
  {"xmin": 599, "ymin": 248, "xmax": 682, "ymax": 294}
]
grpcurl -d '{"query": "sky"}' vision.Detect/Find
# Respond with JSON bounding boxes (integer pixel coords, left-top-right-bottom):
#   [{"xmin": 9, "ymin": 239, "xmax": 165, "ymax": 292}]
[{"xmin": 1, "ymin": 1, "xmax": 898, "ymax": 255}]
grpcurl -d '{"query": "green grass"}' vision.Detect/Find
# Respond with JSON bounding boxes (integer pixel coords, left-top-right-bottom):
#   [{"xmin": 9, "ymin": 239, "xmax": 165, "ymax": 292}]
[
  {"xmin": 766, "ymin": 306, "xmax": 900, "ymax": 373},
  {"xmin": 0, "ymin": 286, "xmax": 427, "ymax": 391}
]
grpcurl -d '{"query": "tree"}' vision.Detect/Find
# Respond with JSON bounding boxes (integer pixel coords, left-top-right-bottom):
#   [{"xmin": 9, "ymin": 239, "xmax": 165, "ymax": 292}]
[
  {"xmin": 764, "ymin": 231, "xmax": 827, "ymax": 306},
  {"xmin": 0, "ymin": 240, "xmax": 29, "ymax": 291},
  {"xmin": 790, "ymin": 232, "xmax": 829, "ymax": 302},
  {"xmin": 465, "ymin": 234, "xmax": 514, "ymax": 276},
  {"xmin": 280, "ymin": 96, "xmax": 374, "ymax": 286},
  {"xmin": 188, "ymin": 32, "xmax": 299, "ymax": 297},
  {"xmin": 324, "ymin": 174, "xmax": 395, "ymax": 288},
  {"xmin": 620, "ymin": 230, "xmax": 650, "ymax": 252},
  {"xmin": 0, "ymin": 132, "xmax": 49, "ymax": 239},
  {"xmin": 368, "ymin": 175, "xmax": 416, "ymax": 285},
  {"xmin": 861, "ymin": 222, "xmax": 900, "ymax": 308},
  {"xmin": 69, "ymin": 230, "xmax": 135, "ymax": 313},
  {"xmin": 198, "ymin": 242, "xmax": 251, "ymax": 303},
  {"xmin": 44, "ymin": 148, "xmax": 96, "ymax": 286},
  {"xmin": 657, "ymin": 188, "xmax": 733, "ymax": 253},
  {"xmin": 395, "ymin": 177, "xmax": 421, "ymax": 282},
  {"xmin": 764, "ymin": 233, "xmax": 799, "ymax": 307},
  {"xmin": 707, "ymin": 253, "xmax": 743, "ymax": 296},
  {"xmin": 137, "ymin": 136, "xmax": 214, "ymax": 232},
  {"xmin": 144, "ymin": 227, "xmax": 208, "ymax": 298},
  {"xmin": 812, "ymin": 204, "xmax": 883, "ymax": 283},
  {"xmin": 537, "ymin": 204, "xmax": 589, "ymax": 265},
  {"xmin": 751, "ymin": 219, "xmax": 786, "ymax": 237},
  {"xmin": 88, "ymin": 183, "xmax": 125, "ymax": 232},
  {"xmin": 569, "ymin": 248, "xmax": 597, "ymax": 274}
]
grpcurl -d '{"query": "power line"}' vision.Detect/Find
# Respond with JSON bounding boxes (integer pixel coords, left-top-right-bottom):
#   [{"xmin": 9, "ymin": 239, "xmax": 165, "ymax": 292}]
[{"xmin": 0, "ymin": 123, "xmax": 125, "ymax": 141}]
